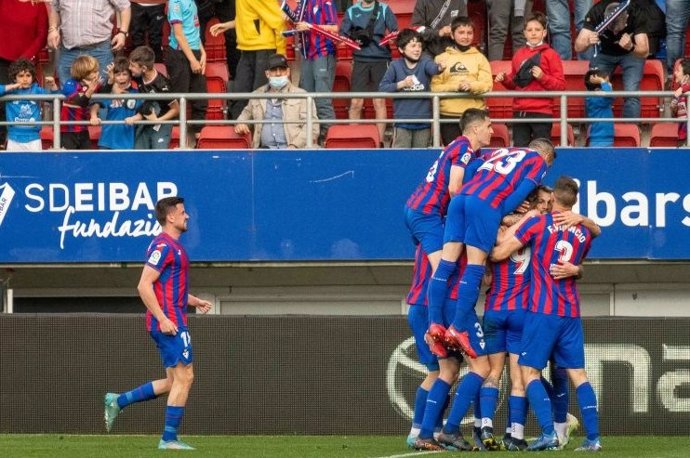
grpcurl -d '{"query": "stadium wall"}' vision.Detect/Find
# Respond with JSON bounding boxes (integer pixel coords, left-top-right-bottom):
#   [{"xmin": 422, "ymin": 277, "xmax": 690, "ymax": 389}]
[{"xmin": 1, "ymin": 314, "xmax": 688, "ymax": 435}]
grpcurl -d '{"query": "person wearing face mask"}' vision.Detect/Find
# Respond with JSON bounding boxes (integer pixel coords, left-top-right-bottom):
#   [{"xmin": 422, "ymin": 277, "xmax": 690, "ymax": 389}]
[
  {"xmin": 430, "ymin": 16, "xmax": 493, "ymax": 146},
  {"xmin": 495, "ymin": 11, "xmax": 565, "ymax": 147},
  {"xmin": 235, "ymin": 54, "xmax": 319, "ymax": 149}
]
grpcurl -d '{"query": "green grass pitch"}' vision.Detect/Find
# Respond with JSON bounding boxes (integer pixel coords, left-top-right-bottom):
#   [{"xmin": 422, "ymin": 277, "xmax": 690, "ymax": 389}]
[{"xmin": 2, "ymin": 435, "xmax": 690, "ymax": 457}]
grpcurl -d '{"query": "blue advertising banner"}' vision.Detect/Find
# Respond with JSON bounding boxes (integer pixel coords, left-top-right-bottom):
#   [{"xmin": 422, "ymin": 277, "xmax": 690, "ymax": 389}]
[{"xmin": 0, "ymin": 148, "xmax": 688, "ymax": 263}]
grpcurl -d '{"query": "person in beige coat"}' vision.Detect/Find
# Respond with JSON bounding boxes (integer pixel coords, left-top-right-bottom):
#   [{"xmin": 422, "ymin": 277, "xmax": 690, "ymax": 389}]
[{"xmin": 235, "ymin": 54, "xmax": 319, "ymax": 149}]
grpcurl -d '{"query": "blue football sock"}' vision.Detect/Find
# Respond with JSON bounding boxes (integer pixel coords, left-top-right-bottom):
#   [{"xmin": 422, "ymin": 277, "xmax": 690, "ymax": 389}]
[
  {"xmin": 427, "ymin": 259, "xmax": 457, "ymax": 324},
  {"xmin": 162, "ymin": 405, "xmax": 185, "ymax": 442},
  {"xmin": 509, "ymin": 395, "xmax": 527, "ymax": 439},
  {"xmin": 452, "ymin": 264, "xmax": 485, "ymax": 329},
  {"xmin": 576, "ymin": 382, "xmax": 600, "ymax": 441},
  {"xmin": 526, "ymin": 379, "xmax": 555, "ymax": 436},
  {"xmin": 551, "ymin": 367, "xmax": 569, "ymax": 423},
  {"xmin": 435, "ymin": 394, "xmax": 450, "ymax": 432},
  {"xmin": 419, "ymin": 379, "xmax": 451, "ymax": 439},
  {"xmin": 540, "ymin": 375, "xmax": 554, "ymax": 399},
  {"xmin": 480, "ymin": 386, "xmax": 499, "ymax": 427},
  {"xmin": 412, "ymin": 387, "xmax": 429, "ymax": 429},
  {"xmin": 444, "ymin": 372, "xmax": 484, "ymax": 433},
  {"xmin": 473, "ymin": 390, "xmax": 481, "ymax": 425},
  {"xmin": 505, "ymin": 395, "xmax": 512, "ymax": 434},
  {"xmin": 117, "ymin": 381, "xmax": 156, "ymax": 409}
]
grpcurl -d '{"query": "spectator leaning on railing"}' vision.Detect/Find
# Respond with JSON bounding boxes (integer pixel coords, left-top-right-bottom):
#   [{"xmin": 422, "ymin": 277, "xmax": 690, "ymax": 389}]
[
  {"xmin": 431, "ymin": 16, "xmax": 492, "ymax": 146},
  {"xmin": 47, "ymin": 0, "xmax": 131, "ymax": 87}
]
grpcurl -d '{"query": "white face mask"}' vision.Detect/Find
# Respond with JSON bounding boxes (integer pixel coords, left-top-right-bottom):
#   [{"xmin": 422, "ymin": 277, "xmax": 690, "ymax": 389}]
[
  {"xmin": 269, "ymin": 75, "xmax": 289, "ymax": 89},
  {"xmin": 526, "ymin": 40, "xmax": 544, "ymax": 48}
]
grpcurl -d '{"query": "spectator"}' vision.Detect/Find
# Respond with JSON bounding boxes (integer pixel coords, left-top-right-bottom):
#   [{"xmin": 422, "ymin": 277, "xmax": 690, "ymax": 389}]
[
  {"xmin": 670, "ymin": 58, "xmax": 690, "ymax": 145},
  {"xmin": 294, "ymin": 0, "xmax": 339, "ymax": 142},
  {"xmin": 545, "ymin": 0, "xmax": 593, "ymax": 60},
  {"xmin": 90, "ymin": 57, "xmax": 142, "ymax": 150},
  {"xmin": 574, "ymin": 0, "xmax": 649, "ymax": 119},
  {"xmin": 494, "ymin": 12, "xmax": 565, "ymax": 147},
  {"xmin": 431, "ymin": 16, "xmax": 492, "ymax": 146},
  {"xmin": 229, "ymin": 0, "xmax": 286, "ymax": 119},
  {"xmin": 47, "ymin": 0, "xmax": 131, "ymax": 86},
  {"xmin": 214, "ymin": 0, "xmax": 241, "ymax": 81},
  {"xmin": 379, "ymin": 28, "xmax": 443, "ymax": 148},
  {"xmin": 0, "ymin": 0, "xmax": 48, "ymax": 148},
  {"xmin": 235, "ymin": 54, "xmax": 319, "ymax": 149},
  {"xmin": 411, "ymin": 0, "xmax": 468, "ymax": 58},
  {"xmin": 129, "ymin": 0, "xmax": 167, "ymax": 63},
  {"xmin": 127, "ymin": 46, "xmax": 180, "ymax": 149},
  {"xmin": 341, "ymin": 0, "xmax": 398, "ymax": 142},
  {"xmin": 664, "ymin": 0, "xmax": 690, "ymax": 84},
  {"xmin": 584, "ymin": 68, "xmax": 614, "ymax": 147},
  {"xmin": 60, "ymin": 55, "xmax": 101, "ymax": 150},
  {"xmin": 486, "ymin": 0, "xmax": 533, "ymax": 61},
  {"xmin": 166, "ymin": 0, "xmax": 208, "ymax": 146},
  {"xmin": 0, "ymin": 58, "xmax": 57, "ymax": 152}
]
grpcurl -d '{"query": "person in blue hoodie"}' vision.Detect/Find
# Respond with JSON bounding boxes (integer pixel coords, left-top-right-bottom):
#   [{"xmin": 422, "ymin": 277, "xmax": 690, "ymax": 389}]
[
  {"xmin": 379, "ymin": 28, "xmax": 443, "ymax": 148},
  {"xmin": 584, "ymin": 68, "xmax": 614, "ymax": 147},
  {"xmin": 0, "ymin": 58, "xmax": 58, "ymax": 151}
]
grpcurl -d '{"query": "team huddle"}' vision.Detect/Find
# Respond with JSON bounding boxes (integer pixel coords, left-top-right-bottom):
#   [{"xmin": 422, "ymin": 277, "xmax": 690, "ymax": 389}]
[{"xmin": 404, "ymin": 109, "xmax": 603, "ymax": 452}]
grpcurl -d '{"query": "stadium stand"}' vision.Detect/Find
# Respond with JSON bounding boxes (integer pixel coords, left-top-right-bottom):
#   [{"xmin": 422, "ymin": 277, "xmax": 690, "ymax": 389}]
[
  {"xmin": 325, "ymin": 124, "xmax": 380, "ymax": 148},
  {"xmin": 612, "ymin": 123, "xmax": 642, "ymax": 147},
  {"xmin": 333, "ymin": 60, "xmax": 352, "ymax": 120},
  {"xmin": 205, "ymin": 61, "xmax": 230, "ymax": 120},
  {"xmin": 489, "ymin": 123, "xmax": 510, "ymax": 147},
  {"xmin": 610, "ymin": 59, "xmax": 665, "ymax": 118},
  {"xmin": 649, "ymin": 122, "xmax": 681, "ymax": 147},
  {"xmin": 196, "ymin": 125, "xmax": 251, "ymax": 149},
  {"xmin": 204, "ymin": 18, "xmax": 227, "ymax": 64},
  {"xmin": 488, "ymin": 60, "xmax": 513, "ymax": 119},
  {"xmin": 561, "ymin": 60, "xmax": 590, "ymax": 119},
  {"xmin": 551, "ymin": 123, "xmax": 575, "ymax": 147}
]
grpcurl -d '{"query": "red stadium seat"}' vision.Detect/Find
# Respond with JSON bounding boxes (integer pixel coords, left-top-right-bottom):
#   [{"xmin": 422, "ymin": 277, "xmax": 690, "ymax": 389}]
[
  {"xmin": 390, "ymin": 0, "xmax": 415, "ymax": 32},
  {"xmin": 561, "ymin": 60, "xmax": 590, "ymax": 119},
  {"xmin": 205, "ymin": 62, "xmax": 230, "ymax": 120},
  {"xmin": 610, "ymin": 59, "xmax": 664, "ymax": 118},
  {"xmin": 170, "ymin": 126, "xmax": 180, "ymax": 149},
  {"xmin": 196, "ymin": 126, "xmax": 251, "ymax": 149},
  {"xmin": 551, "ymin": 123, "xmax": 575, "ymax": 147},
  {"xmin": 40, "ymin": 126, "xmax": 54, "ymax": 149},
  {"xmin": 612, "ymin": 123, "xmax": 641, "ymax": 147},
  {"xmin": 488, "ymin": 60, "xmax": 513, "ymax": 119},
  {"xmin": 204, "ymin": 18, "xmax": 226, "ymax": 63},
  {"xmin": 154, "ymin": 63, "xmax": 168, "ymax": 78},
  {"xmin": 88, "ymin": 125, "xmax": 101, "ymax": 148},
  {"xmin": 324, "ymin": 124, "xmax": 380, "ymax": 148},
  {"xmin": 490, "ymin": 123, "xmax": 510, "ymax": 147},
  {"xmin": 333, "ymin": 60, "xmax": 352, "ymax": 119},
  {"xmin": 467, "ymin": 0, "xmax": 487, "ymax": 51},
  {"xmin": 649, "ymin": 122, "xmax": 681, "ymax": 147}
]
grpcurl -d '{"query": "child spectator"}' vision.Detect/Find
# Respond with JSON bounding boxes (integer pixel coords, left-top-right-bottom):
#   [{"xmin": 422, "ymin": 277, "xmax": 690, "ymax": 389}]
[
  {"xmin": 494, "ymin": 12, "xmax": 565, "ymax": 147},
  {"xmin": 127, "ymin": 46, "xmax": 180, "ymax": 149},
  {"xmin": 60, "ymin": 55, "xmax": 101, "ymax": 149},
  {"xmin": 670, "ymin": 58, "xmax": 690, "ymax": 146},
  {"xmin": 129, "ymin": 0, "xmax": 167, "ymax": 62},
  {"xmin": 379, "ymin": 29, "xmax": 443, "ymax": 148},
  {"xmin": 90, "ymin": 56, "xmax": 142, "ymax": 150},
  {"xmin": 0, "ymin": 58, "xmax": 58, "ymax": 151},
  {"xmin": 431, "ymin": 16, "xmax": 492, "ymax": 146},
  {"xmin": 584, "ymin": 68, "xmax": 613, "ymax": 147}
]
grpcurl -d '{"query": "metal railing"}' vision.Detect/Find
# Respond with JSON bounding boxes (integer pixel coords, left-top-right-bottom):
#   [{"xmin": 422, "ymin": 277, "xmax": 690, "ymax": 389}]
[{"xmin": 1, "ymin": 90, "xmax": 688, "ymax": 148}]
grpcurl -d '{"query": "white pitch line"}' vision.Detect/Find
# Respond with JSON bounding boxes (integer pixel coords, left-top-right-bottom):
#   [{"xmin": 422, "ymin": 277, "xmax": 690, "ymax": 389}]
[{"xmin": 376, "ymin": 451, "xmax": 443, "ymax": 458}]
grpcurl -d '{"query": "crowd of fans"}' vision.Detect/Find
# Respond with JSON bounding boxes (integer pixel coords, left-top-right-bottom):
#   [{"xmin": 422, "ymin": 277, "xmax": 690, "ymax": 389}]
[{"xmin": 0, "ymin": 0, "xmax": 688, "ymax": 151}]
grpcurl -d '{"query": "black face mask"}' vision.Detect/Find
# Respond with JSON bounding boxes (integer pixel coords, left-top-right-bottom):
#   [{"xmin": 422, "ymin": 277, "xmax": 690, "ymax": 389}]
[{"xmin": 455, "ymin": 44, "xmax": 471, "ymax": 52}]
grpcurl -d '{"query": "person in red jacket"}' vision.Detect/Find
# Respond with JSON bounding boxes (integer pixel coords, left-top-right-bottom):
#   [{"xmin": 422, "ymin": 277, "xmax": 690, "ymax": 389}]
[
  {"xmin": 0, "ymin": 0, "xmax": 48, "ymax": 148},
  {"xmin": 494, "ymin": 11, "xmax": 565, "ymax": 147}
]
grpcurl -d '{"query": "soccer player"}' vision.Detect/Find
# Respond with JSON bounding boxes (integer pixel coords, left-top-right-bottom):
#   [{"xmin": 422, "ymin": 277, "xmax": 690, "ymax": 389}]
[
  {"xmin": 404, "ymin": 108, "xmax": 493, "ymax": 274},
  {"xmin": 427, "ymin": 138, "xmax": 556, "ymax": 359},
  {"xmin": 103, "ymin": 196, "xmax": 212, "ymax": 450},
  {"xmin": 491, "ymin": 176, "xmax": 603, "ymax": 452}
]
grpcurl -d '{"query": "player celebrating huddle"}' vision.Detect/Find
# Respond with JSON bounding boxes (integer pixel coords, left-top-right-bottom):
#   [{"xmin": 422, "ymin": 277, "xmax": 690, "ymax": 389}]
[{"xmin": 491, "ymin": 176, "xmax": 603, "ymax": 452}]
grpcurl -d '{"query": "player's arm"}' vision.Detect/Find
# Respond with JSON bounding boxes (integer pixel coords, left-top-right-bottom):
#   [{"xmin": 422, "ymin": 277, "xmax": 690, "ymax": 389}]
[
  {"xmin": 553, "ymin": 211, "xmax": 602, "ymax": 237},
  {"xmin": 187, "ymin": 293, "xmax": 213, "ymax": 314},
  {"xmin": 448, "ymin": 164, "xmax": 465, "ymax": 197},
  {"xmin": 550, "ymin": 261, "xmax": 584, "ymax": 280},
  {"xmin": 491, "ymin": 235, "xmax": 525, "ymax": 262},
  {"xmin": 497, "ymin": 209, "xmax": 539, "ymax": 245},
  {"xmin": 137, "ymin": 265, "xmax": 178, "ymax": 335}
]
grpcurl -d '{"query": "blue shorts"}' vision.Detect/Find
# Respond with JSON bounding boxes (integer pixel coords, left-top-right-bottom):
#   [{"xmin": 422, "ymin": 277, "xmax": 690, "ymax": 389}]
[
  {"xmin": 408, "ymin": 304, "xmax": 439, "ymax": 371},
  {"xmin": 443, "ymin": 195, "xmax": 501, "ymax": 253},
  {"xmin": 404, "ymin": 206, "xmax": 444, "ymax": 255},
  {"xmin": 483, "ymin": 308, "xmax": 526, "ymax": 355},
  {"xmin": 518, "ymin": 312, "xmax": 584, "ymax": 370},
  {"xmin": 150, "ymin": 327, "xmax": 194, "ymax": 368},
  {"xmin": 440, "ymin": 297, "xmax": 488, "ymax": 357}
]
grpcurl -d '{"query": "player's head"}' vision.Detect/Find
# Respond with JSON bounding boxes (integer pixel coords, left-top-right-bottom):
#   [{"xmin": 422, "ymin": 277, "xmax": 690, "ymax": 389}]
[
  {"xmin": 397, "ymin": 28, "xmax": 424, "ymax": 62},
  {"xmin": 528, "ymin": 138, "xmax": 556, "ymax": 165},
  {"xmin": 531, "ymin": 185, "xmax": 554, "ymax": 213},
  {"xmin": 156, "ymin": 196, "xmax": 188, "ymax": 233},
  {"xmin": 70, "ymin": 55, "xmax": 99, "ymax": 82},
  {"xmin": 451, "ymin": 16, "xmax": 474, "ymax": 47},
  {"xmin": 460, "ymin": 108, "xmax": 493, "ymax": 148},
  {"xmin": 553, "ymin": 176, "xmax": 579, "ymax": 209},
  {"xmin": 8, "ymin": 58, "xmax": 36, "ymax": 87},
  {"xmin": 129, "ymin": 46, "xmax": 156, "ymax": 77},
  {"xmin": 584, "ymin": 68, "xmax": 609, "ymax": 91}
]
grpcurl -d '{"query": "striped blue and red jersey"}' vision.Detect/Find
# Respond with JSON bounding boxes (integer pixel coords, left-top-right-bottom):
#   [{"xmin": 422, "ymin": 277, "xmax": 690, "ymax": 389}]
[
  {"xmin": 144, "ymin": 232, "xmax": 190, "ymax": 332},
  {"xmin": 406, "ymin": 136, "xmax": 478, "ymax": 216},
  {"xmin": 461, "ymin": 147, "xmax": 548, "ymax": 209},
  {"xmin": 60, "ymin": 78, "xmax": 97, "ymax": 133},
  {"xmin": 406, "ymin": 247, "xmax": 467, "ymax": 306},
  {"xmin": 302, "ymin": 0, "xmax": 338, "ymax": 60},
  {"xmin": 515, "ymin": 213, "xmax": 592, "ymax": 317},
  {"xmin": 484, "ymin": 246, "xmax": 531, "ymax": 312}
]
